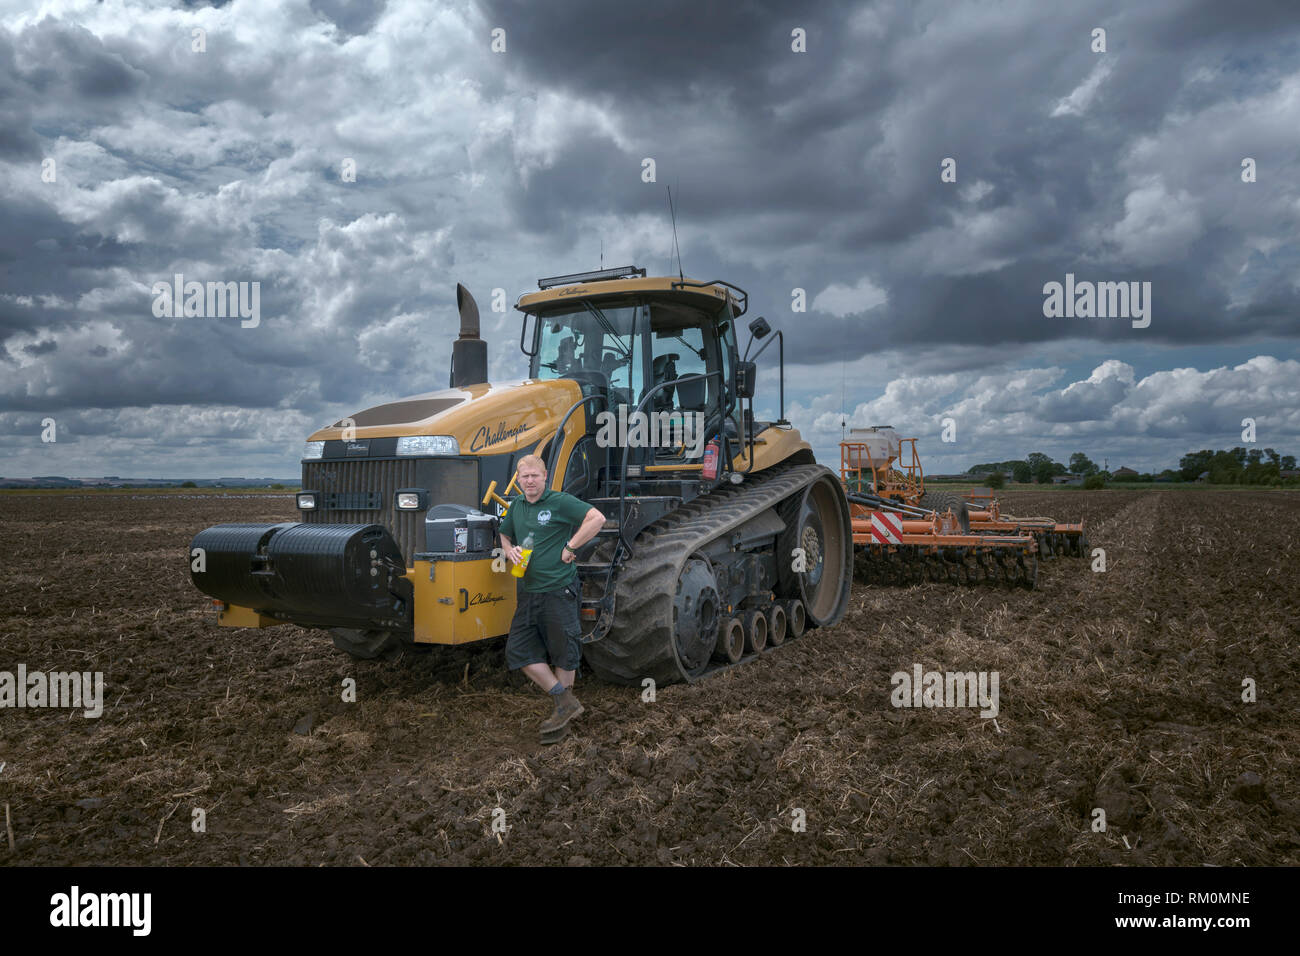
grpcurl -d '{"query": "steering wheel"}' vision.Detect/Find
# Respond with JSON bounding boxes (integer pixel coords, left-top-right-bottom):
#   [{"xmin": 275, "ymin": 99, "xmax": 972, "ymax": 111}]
[{"xmin": 601, "ymin": 347, "xmax": 630, "ymax": 379}]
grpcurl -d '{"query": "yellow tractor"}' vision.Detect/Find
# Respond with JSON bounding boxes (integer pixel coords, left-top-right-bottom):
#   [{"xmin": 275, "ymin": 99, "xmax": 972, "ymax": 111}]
[{"xmin": 190, "ymin": 266, "xmax": 852, "ymax": 684}]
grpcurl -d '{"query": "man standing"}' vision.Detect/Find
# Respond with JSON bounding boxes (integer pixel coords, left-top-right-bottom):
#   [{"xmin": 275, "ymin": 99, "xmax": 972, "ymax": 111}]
[{"xmin": 498, "ymin": 454, "xmax": 606, "ymax": 743}]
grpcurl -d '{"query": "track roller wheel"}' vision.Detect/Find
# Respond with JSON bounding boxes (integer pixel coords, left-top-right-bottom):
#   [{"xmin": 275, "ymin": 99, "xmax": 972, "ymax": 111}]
[
  {"xmin": 781, "ymin": 599, "xmax": 806, "ymax": 639},
  {"xmin": 671, "ymin": 557, "xmax": 721, "ymax": 678},
  {"xmin": 715, "ymin": 617, "xmax": 745, "ymax": 664},
  {"xmin": 742, "ymin": 608, "xmax": 768, "ymax": 654},
  {"xmin": 767, "ymin": 603, "xmax": 787, "ymax": 647}
]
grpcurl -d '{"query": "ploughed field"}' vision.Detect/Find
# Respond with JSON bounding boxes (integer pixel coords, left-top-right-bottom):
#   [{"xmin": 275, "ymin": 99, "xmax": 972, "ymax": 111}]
[{"xmin": 0, "ymin": 489, "xmax": 1296, "ymax": 866}]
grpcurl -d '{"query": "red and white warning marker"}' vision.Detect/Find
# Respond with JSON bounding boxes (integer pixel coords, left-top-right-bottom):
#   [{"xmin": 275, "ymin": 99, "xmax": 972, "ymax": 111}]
[{"xmin": 870, "ymin": 511, "xmax": 903, "ymax": 545}]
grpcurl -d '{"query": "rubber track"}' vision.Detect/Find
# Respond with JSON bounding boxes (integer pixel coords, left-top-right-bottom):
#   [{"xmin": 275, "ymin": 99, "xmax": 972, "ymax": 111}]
[{"xmin": 582, "ymin": 462, "xmax": 838, "ymax": 686}]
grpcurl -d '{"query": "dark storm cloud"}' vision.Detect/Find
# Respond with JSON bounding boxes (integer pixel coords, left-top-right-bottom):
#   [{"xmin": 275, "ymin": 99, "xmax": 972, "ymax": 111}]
[
  {"xmin": 0, "ymin": 192, "xmax": 139, "ymax": 345},
  {"xmin": 1, "ymin": 0, "xmax": 1297, "ymax": 477},
  {"xmin": 801, "ymin": 256, "xmax": 1248, "ymax": 355},
  {"xmin": 0, "ymin": 34, "xmax": 41, "ymax": 158},
  {"xmin": 12, "ymin": 20, "xmax": 147, "ymax": 108},
  {"xmin": 478, "ymin": 0, "xmax": 1300, "ymax": 356},
  {"xmin": 1134, "ymin": 0, "xmax": 1300, "ymax": 45},
  {"xmin": 478, "ymin": 0, "xmax": 908, "ymax": 227},
  {"xmin": 311, "ymin": 0, "xmax": 388, "ymax": 39},
  {"xmin": 478, "ymin": 0, "xmax": 865, "ymax": 107}
]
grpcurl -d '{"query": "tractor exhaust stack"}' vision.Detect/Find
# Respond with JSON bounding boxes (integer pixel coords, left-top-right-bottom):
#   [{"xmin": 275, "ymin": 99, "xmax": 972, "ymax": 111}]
[{"xmin": 450, "ymin": 283, "xmax": 488, "ymax": 388}]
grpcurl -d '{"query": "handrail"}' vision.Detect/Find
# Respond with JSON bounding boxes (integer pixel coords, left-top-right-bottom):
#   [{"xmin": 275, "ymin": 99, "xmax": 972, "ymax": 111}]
[
  {"xmin": 669, "ymin": 278, "xmax": 749, "ymax": 317},
  {"xmin": 746, "ymin": 329, "xmax": 785, "ymax": 423},
  {"xmin": 743, "ymin": 392, "xmax": 759, "ymax": 476},
  {"xmin": 546, "ymin": 393, "xmax": 609, "ymax": 482},
  {"xmin": 906, "ymin": 437, "xmax": 925, "ymax": 496},
  {"xmin": 519, "ymin": 312, "xmax": 537, "ymax": 357}
]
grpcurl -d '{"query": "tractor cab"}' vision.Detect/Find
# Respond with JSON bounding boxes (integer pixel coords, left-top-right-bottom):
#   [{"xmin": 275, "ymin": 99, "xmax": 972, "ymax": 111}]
[
  {"xmin": 528, "ymin": 289, "xmax": 733, "ymax": 425},
  {"xmin": 516, "ymin": 266, "xmax": 780, "ymax": 501}
]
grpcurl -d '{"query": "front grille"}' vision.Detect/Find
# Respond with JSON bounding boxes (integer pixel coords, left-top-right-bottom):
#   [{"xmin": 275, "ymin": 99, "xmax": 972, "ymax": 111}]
[
  {"xmin": 325, "ymin": 491, "xmax": 382, "ymax": 510},
  {"xmin": 300, "ymin": 457, "xmax": 481, "ymax": 567},
  {"xmin": 302, "ymin": 458, "xmax": 423, "ymax": 565}
]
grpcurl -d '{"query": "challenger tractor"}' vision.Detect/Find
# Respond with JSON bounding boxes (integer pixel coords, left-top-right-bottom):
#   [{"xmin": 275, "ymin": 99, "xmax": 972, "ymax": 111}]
[{"xmin": 190, "ymin": 266, "xmax": 853, "ymax": 685}]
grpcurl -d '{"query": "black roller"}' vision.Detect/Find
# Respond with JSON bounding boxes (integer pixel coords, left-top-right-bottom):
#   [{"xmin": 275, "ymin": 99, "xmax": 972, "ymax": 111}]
[
  {"xmin": 189, "ymin": 522, "xmax": 294, "ymax": 609},
  {"xmin": 189, "ymin": 522, "xmax": 412, "ymax": 627}
]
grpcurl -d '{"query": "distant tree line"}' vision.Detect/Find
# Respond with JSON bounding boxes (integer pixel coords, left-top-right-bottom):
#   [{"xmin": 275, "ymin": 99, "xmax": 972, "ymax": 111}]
[
  {"xmin": 967, "ymin": 447, "xmax": 1298, "ymax": 486},
  {"xmin": 1176, "ymin": 448, "xmax": 1295, "ymax": 484}
]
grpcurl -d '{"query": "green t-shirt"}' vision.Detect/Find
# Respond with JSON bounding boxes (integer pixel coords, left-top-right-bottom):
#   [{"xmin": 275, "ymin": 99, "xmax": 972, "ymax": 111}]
[{"xmin": 498, "ymin": 489, "xmax": 594, "ymax": 593}]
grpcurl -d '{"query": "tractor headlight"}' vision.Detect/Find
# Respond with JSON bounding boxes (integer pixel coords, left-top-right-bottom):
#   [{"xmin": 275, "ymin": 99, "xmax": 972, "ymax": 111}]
[
  {"xmin": 303, "ymin": 441, "xmax": 325, "ymax": 460},
  {"xmin": 296, "ymin": 492, "xmax": 317, "ymax": 511},
  {"xmin": 395, "ymin": 489, "xmax": 429, "ymax": 510},
  {"xmin": 396, "ymin": 435, "xmax": 459, "ymax": 456}
]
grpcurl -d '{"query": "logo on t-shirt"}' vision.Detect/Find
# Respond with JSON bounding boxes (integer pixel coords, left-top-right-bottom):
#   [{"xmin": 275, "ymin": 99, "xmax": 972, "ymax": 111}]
[{"xmin": 538, "ymin": 509, "xmax": 552, "ymax": 525}]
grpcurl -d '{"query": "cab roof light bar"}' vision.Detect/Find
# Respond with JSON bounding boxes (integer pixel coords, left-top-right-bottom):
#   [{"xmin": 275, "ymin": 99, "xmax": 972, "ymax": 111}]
[{"xmin": 537, "ymin": 265, "xmax": 647, "ymax": 289}]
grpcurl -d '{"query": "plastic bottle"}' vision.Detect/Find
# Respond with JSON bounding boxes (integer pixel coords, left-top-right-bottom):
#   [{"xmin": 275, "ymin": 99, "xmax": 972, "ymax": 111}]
[{"xmin": 511, "ymin": 533, "xmax": 535, "ymax": 578}]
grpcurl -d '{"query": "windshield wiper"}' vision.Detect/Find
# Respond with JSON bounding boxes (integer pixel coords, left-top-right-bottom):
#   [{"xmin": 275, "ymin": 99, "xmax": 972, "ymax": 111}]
[
  {"xmin": 673, "ymin": 333, "xmax": 704, "ymax": 360},
  {"xmin": 582, "ymin": 301, "xmax": 632, "ymax": 359}
]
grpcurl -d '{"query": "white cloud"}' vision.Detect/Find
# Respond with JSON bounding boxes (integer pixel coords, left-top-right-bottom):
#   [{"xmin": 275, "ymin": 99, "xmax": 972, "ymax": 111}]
[
  {"xmin": 1105, "ymin": 178, "xmax": 1203, "ymax": 267},
  {"xmin": 785, "ymin": 356, "xmax": 1300, "ymax": 473},
  {"xmin": 1050, "ymin": 58, "xmax": 1114, "ymax": 117},
  {"xmin": 959, "ymin": 180, "xmax": 993, "ymax": 203},
  {"xmin": 811, "ymin": 277, "xmax": 888, "ymax": 317}
]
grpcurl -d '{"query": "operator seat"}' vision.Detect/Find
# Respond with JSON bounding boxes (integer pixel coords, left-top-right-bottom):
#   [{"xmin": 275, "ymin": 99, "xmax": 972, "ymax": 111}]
[
  {"xmin": 556, "ymin": 335, "xmax": 577, "ymax": 375},
  {"xmin": 602, "ymin": 351, "xmax": 631, "ymax": 408},
  {"xmin": 651, "ymin": 353, "xmax": 680, "ymax": 411}
]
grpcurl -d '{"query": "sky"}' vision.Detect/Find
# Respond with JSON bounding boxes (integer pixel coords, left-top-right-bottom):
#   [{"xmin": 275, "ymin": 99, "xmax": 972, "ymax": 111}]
[{"xmin": 1, "ymin": 0, "xmax": 1297, "ymax": 478}]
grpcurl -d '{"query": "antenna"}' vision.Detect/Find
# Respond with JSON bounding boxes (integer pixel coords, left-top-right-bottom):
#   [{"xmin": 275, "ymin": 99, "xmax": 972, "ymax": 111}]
[
  {"xmin": 667, "ymin": 184, "xmax": 684, "ymax": 281},
  {"xmin": 840, "ymin": 358, "xmax": 846, "ymax": 442}
]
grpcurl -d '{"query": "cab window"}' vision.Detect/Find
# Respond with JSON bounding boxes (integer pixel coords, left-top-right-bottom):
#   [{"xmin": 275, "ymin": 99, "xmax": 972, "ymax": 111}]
[
  {"xmin": 716, "ymin": 306, "xmax": 736, "ymax": 415},
  {"xmin": 649, "ymin": 301, "xmax": 721, "ymax": 413},
  {"xmin": 532, "ymin": 302, "xmax": 644, "ymax": 407}
]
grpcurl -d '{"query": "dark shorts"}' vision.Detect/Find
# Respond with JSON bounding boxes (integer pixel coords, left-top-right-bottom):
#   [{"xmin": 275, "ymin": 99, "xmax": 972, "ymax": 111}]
[{"xmin": 505, "ymin": 582, "xmax": 582, "ymax": 672}]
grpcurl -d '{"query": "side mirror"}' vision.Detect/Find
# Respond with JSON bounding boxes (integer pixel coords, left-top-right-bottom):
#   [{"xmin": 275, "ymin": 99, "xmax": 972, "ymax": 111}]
[
  {"xmin": 736, "ymin": 361, "xmax": 757, "ymax": 399},
  {"xmin": 748, "ymin": 316, "xmax": 771, "ymax": 339}
]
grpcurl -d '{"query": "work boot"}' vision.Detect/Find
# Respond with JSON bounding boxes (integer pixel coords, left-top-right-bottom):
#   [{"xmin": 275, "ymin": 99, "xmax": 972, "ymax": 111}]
[
  {"xmin": 539, "ymin": 688, "xmax": 583, "ymax": 735},
  {"xmin": 539, "ymin": 724, "xmax": 569, "ymax": 746}
]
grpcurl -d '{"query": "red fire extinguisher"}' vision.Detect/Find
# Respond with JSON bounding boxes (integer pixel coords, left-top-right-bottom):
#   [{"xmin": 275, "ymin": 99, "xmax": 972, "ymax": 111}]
[{"xmin": 702, "ymin": 437, "xmax": 720, "ymax": 480}]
